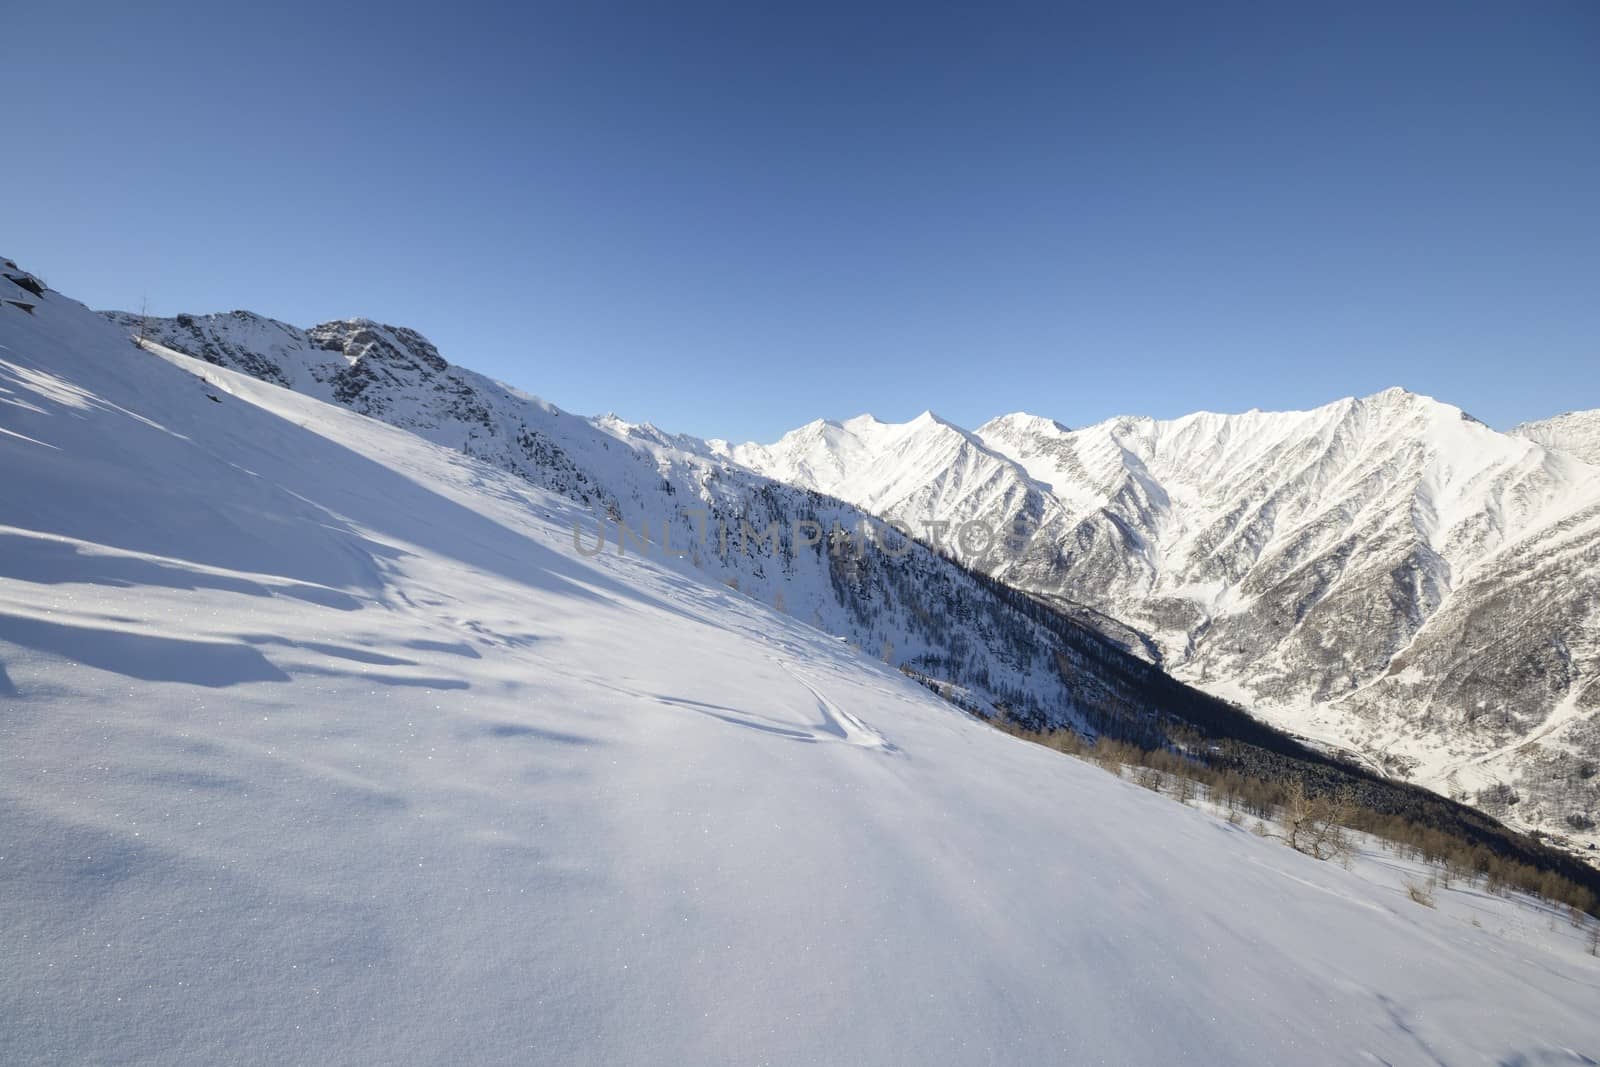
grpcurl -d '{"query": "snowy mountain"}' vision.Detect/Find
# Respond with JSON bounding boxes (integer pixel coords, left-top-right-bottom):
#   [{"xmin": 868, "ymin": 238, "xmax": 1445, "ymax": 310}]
[
  {"xmin": 730, "ymin": 396, "xmax": 1600, "ymax": 853},
  {"xmin": 9, "ymin": 260, "xmax": 1600, "ymax": 1064},
  {"xmin": 98, "ymin": 309, "xmax": 1230, "ymax": 744},
  {"xmin": 1515, "ymin": 408, "xmax": 1600, "ymax": 466}
]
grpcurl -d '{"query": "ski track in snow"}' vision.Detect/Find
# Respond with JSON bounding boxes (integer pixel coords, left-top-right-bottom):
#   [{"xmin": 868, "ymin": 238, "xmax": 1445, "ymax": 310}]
[
  {"xmin": 773, "ymin": 659, "xmax": 896, "ymax": 750},
  {"xmin": 556, "ymin": 658, "xmax": 896, "ymax": 750}
]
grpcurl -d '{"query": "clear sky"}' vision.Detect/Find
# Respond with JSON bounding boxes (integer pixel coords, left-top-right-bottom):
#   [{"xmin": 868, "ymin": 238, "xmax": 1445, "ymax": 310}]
[{"xmin": 7, "ymin": 2, "xmax": 1597, "ymax": 442}]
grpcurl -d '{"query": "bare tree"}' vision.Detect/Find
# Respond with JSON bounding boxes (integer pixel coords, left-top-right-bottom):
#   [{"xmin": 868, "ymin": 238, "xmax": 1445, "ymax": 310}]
[
  {"xmin": 1279, "ymin": 779, "xmax": 1354, "ymax": 861},
  {"xmin": 1173, "ymin": 775, "xmax": 1195, "ymax": 805}
]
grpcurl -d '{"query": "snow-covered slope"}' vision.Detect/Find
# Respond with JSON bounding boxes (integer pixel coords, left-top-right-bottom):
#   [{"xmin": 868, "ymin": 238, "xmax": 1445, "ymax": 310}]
[
  {"xmin": 101, "ymin": 306, "xmax": 1482, "ymax": 814},
  {"xmin": 103, "ymin": 309, "xmax": 1209, "ymax": 739},
  {"xmin": 1516, "ymin": 408, "xmax": 1600, "ymax": 466},
  {"xmin": 9, "ymin": 264, "xmax": 1600, "ymax": 1064},
  {"xmin": 733, "ymin": 397, "xmax": 1600, "ymax": 852}
]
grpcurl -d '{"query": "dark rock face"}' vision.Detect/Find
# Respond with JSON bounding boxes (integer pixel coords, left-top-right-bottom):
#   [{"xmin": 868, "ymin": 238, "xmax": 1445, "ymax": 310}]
[
  {"xmin": 4, "ymin": 272, "xmax": 47, "ymax": 298},
  {"xmin": 309, "ymin": 320, "xmax": 451, "ymax": 413}
]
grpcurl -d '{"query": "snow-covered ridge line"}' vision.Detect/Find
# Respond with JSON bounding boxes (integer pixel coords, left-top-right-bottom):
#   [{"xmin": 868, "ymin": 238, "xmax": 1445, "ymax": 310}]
[{"xmin": 1515, "ymin": 408, "xmax": 1600, "ymax": 466}]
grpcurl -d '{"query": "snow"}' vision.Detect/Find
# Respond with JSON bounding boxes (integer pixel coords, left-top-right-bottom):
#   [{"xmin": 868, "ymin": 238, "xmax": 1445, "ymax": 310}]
[
  {"xmin": 4, "ymin": 274, "xmax": 1600, "ymax": 1063},
  {"xmin": 1516, "ymin": 409, "xmax": 1600, "ymax": 467},
  {"xmin": 732, "ymin": 393, "xmax": 1600, "ymax": 852}
]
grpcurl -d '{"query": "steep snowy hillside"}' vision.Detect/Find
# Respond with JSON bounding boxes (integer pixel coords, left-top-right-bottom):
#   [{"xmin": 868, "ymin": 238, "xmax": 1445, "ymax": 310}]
[
  {"xmin": 104, "ymin": 310, "xmax": 1088, "ymax": 723},
  {"xmin": 1516, "ymin": 409, "xmax": 1600, "ymax": 466},
  {"xmin": 733, "ymin": 398, "xmax": 1600, "ymax": 853},
  {"xmin": 105, "ymin": 307, "xmax": 1300, "ymax": 751},
  {"xmin": 9, "ymin": 264, "xmax": 1600, "ymax": 1064}
]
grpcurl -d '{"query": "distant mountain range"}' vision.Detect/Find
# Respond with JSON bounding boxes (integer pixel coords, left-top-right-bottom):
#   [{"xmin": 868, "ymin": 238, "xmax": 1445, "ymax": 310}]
[{"xmin": 723, "ymin": 395, "xmax": 1600, "ymax": 850}]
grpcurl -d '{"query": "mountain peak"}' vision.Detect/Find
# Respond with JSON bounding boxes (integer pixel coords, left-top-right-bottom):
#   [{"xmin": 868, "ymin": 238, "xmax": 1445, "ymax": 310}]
[
  {"xmin": 907, "ymin": 409, "xmax": 963, "ymax": 431},
  {"xmin": 840, "ymin": 413, "xmax": 885, "ymax": 431},
  {"xmin": 308, "ymin": 319, "xmax": 449, "ymax": 375},
  {"xmin": 977, "ymin": 411, "xmax": 1071, "ymax": 438}
]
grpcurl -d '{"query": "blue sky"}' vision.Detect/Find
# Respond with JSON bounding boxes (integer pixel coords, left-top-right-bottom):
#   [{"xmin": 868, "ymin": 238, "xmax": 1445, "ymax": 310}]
[{"xmin": 7, "ymin": 2, "xmax": 1597, "ymax": 441}]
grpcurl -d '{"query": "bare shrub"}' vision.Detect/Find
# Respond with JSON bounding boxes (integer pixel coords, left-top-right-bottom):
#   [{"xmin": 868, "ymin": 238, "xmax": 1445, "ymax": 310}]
[{"xmin": 1134, "ymin": 767, "xmax": 1164, "ymax": 793}]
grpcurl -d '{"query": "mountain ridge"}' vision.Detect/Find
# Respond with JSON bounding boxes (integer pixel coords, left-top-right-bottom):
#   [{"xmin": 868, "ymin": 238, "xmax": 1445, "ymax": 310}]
[
  {"xmin": 1515, "ymin": 408, "xmax": 1600, "ymax": 466},
  {"xmin": 732, "ymin": 392, "xmax": 1600, "ymax": 853}
]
